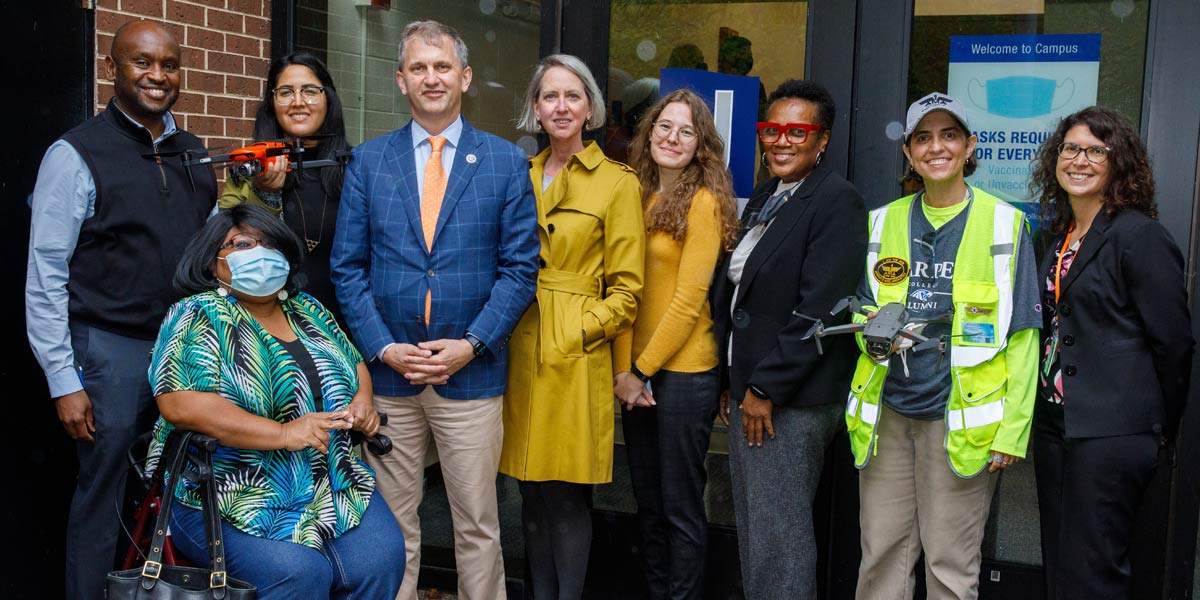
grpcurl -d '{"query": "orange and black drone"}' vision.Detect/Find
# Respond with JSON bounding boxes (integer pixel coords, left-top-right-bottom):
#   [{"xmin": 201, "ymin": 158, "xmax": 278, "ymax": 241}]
[{"xmin": 145, "ymin": 136, "xmax": 349, "ymax": 190}]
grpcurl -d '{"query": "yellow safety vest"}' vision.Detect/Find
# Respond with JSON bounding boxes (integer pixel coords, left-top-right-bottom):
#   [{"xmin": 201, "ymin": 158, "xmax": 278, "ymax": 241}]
[{"xmin": 846, "ymin": 187, "xmax": 1023, "ymax": 478}]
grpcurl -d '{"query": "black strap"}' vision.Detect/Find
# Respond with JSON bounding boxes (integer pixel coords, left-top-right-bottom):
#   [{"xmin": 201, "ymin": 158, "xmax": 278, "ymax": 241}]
[{"xmin": 139, "ymin": 431, "xmax": 230, "ymax": 597}]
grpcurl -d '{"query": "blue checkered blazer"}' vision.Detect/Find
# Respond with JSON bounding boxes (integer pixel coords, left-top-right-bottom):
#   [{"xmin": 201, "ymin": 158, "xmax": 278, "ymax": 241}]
[{"xmin": 331, "ymin": 119, "xmax": 539, "ymax": 399}]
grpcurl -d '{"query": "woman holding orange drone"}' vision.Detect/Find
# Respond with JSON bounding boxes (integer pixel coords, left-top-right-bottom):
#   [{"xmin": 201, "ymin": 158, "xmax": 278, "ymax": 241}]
[{"xmin": 219, "ymin": 52, "xmax": 351, "ymax": 329}]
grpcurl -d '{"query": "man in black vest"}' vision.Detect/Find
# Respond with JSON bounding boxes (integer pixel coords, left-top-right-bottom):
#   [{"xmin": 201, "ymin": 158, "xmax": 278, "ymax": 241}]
[{"xmin": 25, "ymin": 20, "xmax": 215, "ymax": 599}]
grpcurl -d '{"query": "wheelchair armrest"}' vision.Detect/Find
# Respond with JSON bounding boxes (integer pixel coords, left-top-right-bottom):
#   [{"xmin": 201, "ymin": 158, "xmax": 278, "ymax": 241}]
[{"xmin": 190, "ymin": 433, "xmax": 219, "ymax": 452}]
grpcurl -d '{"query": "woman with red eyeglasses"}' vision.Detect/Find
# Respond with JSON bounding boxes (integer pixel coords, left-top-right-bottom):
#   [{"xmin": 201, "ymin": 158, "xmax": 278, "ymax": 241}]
[{"xmin": 710, "ymin": 79, "xmax": 867, "ymax": 599}]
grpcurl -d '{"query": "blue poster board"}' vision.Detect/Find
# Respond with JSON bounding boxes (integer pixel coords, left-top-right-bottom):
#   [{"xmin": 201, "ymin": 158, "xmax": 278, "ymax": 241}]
[
  {"xmin": 948, "ymin": 33, "xmax": 1102, "ymax": 227},
  {"xmin": 659, "ymin": 68, "xmax": 760, "ymax": 200}
]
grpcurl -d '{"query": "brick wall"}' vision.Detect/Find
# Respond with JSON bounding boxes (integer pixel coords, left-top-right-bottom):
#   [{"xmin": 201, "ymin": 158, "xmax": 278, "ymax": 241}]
[{"xmin": 94, "ymin": 0, "xmax": 272, "ymax": 153}]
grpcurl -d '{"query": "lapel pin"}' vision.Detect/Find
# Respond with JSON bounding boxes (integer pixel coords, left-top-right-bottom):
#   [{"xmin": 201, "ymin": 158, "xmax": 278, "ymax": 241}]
[{"xmin": 466, "ymin": 154, "xmax": 477, "ymax": 164}]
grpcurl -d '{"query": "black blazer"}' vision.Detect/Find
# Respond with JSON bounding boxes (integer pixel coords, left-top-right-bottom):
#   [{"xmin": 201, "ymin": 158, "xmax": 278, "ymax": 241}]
[
  {"xmin": 1038, "ymin": 208, "xmax": 1193, "ymax": 438},
  {"xmin": 712, "ymin": 165, "xmax": 868, "ymax": 407}
]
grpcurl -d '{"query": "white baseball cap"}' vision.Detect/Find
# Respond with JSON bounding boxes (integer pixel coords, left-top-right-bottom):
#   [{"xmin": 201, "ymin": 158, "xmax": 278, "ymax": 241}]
[{"xmin": 904, "ymin": 92, "xmax": 971, "ymax": 141}]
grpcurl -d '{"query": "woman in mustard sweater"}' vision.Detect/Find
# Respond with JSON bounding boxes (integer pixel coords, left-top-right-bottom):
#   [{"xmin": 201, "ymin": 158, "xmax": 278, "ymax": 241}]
[{"xmin": 613, "ymin": 89, "xmax": 739, "ymax": 600}]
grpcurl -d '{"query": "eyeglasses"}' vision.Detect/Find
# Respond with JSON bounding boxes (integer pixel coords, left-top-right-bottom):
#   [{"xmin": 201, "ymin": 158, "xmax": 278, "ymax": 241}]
[
  {"xmin": 651, "ymin": 120, "xmax": 698, "ymax": 143},
  {"xmin": 219, "ymin": 235, "xmax": 265, "ymax": 252},
  {"xmin": 272, "ymin": 85, "xmax": 326, "ymax": 105},
  {"xmin": 757, "ymin": 122, "xmax": 823, "ymax": 145},
  {"xmin": 1058, "ymin": 142, "xmax": 1111, "ymax": 164}
]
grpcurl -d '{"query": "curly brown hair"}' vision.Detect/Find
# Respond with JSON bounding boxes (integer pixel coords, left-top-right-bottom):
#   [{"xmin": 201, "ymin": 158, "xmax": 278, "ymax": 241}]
[
  {"xmin": 1031, "ymin": 105, "xmax": 1157, "ymax": 235},
  {"xmin": 627, "ymin": 89, "xmax": 740, "ymax": 250}
]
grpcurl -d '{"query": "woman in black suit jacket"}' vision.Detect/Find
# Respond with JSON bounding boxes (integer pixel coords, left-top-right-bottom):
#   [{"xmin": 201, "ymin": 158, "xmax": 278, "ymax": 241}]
[
  {"xmin": 711, "ymin": 79, "xmax": 866, "ymax": 599},
  {"xmin": 1032, "ymin": 106, "xmax": 1193, "ymax": 600}
]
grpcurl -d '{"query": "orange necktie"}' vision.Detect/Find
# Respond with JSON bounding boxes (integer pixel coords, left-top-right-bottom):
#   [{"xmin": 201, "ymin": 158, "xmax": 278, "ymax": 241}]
[{"xmin": 421, "ymin": 136, "xmax": 448, "ymax": 324}]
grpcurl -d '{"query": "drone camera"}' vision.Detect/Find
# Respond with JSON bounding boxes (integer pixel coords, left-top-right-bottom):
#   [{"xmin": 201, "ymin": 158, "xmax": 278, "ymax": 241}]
[
  {"xmin": 229, "ymin": 160, "xmax": 263, "ymax": 179},
  {"xmin": 866, "ymin": 339, "xmax": 892, "ymax": 359}
]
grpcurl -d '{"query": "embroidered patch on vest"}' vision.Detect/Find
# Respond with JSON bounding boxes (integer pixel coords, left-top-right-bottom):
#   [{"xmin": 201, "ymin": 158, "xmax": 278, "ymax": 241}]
[{"xmin": 872, "ymin": 257, "xmax": 909, "ymax": 285}]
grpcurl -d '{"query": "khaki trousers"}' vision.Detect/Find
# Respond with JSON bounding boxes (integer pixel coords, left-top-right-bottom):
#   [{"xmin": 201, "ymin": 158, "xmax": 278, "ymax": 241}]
[
  {"xmin": 366, "ymin": 388, "xmax": 506, "ymax": 600},
  {"xmin": 856, "ymin": 405, "xmax": 997, "ymax": 600}
]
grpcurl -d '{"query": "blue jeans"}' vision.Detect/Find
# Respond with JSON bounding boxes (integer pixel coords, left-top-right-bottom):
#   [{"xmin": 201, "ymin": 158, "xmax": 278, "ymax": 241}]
[
  {"xmin": 169, "ymin": 491, "xmax": 405, "ymax": 600},
  {"xmin": 621, "ymin": 368, "xmax": 720, "ymax": 600}
]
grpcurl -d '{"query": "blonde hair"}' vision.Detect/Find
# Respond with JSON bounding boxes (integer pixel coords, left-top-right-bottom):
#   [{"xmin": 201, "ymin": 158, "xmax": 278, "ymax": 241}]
[{"xmin": 516, "ymin": 54, "xmax": 606, "ymax": 132}]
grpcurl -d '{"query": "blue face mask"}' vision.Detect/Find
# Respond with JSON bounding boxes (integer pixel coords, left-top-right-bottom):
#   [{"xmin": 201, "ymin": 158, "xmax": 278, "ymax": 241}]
[{"xmin": 219, "ymin": 246, "xmax": 291, "ymax": 297}]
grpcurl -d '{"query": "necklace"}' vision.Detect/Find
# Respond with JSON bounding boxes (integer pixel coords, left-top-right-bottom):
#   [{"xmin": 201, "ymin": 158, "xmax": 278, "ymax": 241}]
[
  {"xmin": 295, "ymin": 186, "xmax": 328, "ymax": 252},
  {"xmin": 1053, "ymin": 225, "xmax": 1085, "ymax": 305}
]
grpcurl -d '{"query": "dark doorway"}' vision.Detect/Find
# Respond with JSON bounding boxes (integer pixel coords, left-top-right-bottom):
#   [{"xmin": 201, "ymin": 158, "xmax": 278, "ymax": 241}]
[{"xmin": 1, "ymin": 3, "xmax": 94, "ymax": 599}]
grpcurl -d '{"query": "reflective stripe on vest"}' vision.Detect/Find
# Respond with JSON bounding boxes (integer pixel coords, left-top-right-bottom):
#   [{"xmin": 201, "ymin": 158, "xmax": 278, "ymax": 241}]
[
  {"xmin": 945, "ymin": 401, "xmax": 1004, "ymax": 431},
  {"xmin": 865, "ymin": 208, "xmax": 887, "ymax": 302},
  {"xmin": 952, "ymin": 202, "xmax": 1018, "ymax": 368},
  {"xmin": 846, "ymin": 394, "xmax": 880, "ymax": 426}
]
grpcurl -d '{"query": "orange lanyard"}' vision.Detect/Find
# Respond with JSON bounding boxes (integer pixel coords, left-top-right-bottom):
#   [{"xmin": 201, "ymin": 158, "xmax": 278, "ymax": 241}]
[{"xmin": 1053, "ymin": 226, "xmax": 1075, "ymax": 305}]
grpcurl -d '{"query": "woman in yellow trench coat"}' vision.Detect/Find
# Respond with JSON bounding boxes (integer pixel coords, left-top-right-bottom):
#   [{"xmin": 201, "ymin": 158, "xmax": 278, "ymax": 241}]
[{"xmin": 501, "ymin": 54, "xmax": 645, "ymax": 598}]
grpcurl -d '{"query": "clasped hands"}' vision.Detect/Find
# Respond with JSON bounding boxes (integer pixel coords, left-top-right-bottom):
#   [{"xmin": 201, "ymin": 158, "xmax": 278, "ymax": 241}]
[
  {"xmin": 278, "ymin": 397, "xmax": 380, "ymax": 454},
  {"xmin": 614, "ymin": 371, "xmax": 656, "ymax": 411},
  {"xmin": 382, "ymin": 339, "xmax": 475, "ymax": 385}
]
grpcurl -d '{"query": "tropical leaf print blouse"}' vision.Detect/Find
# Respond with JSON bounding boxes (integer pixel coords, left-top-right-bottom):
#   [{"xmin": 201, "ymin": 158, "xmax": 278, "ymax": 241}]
[{"xmin": 146, "ymin": 290, "xmax": 374, "ymax": 550}]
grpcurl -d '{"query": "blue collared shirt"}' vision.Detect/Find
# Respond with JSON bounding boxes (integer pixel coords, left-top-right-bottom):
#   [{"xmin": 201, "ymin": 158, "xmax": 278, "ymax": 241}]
[
  {"xmin": 410, "ymin": 116, "xmax": 463, "ymax": 199},
  {"xmin": 25, "ymin": 107, "xmax": 178, "ymax": 397}
]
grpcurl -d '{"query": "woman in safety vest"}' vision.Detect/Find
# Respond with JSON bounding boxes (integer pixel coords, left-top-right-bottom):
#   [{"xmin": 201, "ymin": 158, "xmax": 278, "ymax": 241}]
[
  {"xmin": 850, "ymin": 92, "xmax": 1041, "ymax": 599},
  {"xmin": 1031, "ymin": 106, "xmax": 1193, "ymax": 599}
]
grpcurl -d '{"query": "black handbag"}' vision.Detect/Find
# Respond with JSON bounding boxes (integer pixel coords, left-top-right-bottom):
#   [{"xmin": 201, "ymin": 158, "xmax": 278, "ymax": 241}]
[{"xmin": 107, "ymin": 431, "xmax": 256, "ymax": 599}]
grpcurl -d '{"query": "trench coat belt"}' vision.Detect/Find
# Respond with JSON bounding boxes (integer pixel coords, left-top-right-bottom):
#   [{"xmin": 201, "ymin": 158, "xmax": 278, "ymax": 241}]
[
  {"xmin": 534, "ymin": 268, "xmax": 605, "ymax": 365},
  {"xmin": 537, "ymin": 268, "xmax": 604, "ymax": 298}
]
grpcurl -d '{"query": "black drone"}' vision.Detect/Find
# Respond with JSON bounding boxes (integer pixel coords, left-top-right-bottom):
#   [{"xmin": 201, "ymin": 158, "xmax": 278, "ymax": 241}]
[{"xmin": 800, "ymin": 297, "xmax": 948, "ymax": 362}]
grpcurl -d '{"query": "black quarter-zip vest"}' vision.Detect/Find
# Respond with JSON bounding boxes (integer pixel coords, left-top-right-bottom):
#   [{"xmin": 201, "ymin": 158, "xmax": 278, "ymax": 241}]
[{"xmin": 60, "ymin": 98, "xmax": 217, "ymax": 339}]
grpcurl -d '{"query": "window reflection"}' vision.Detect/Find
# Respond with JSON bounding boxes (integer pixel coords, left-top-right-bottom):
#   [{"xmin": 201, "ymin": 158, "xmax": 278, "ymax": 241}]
[
  {"xmin": 295, "ymin": 0, "xmax": 540, "ymax": 146},
  {"xmin": 607, "ymin": 0, "xmax": 808, "ymax": 164}
]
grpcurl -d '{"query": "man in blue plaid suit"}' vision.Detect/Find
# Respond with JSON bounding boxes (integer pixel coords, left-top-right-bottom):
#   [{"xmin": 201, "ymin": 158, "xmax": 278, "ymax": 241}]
[{"xmin": 331, "ymin": 20, "xmax": 538, "ymax": 600}]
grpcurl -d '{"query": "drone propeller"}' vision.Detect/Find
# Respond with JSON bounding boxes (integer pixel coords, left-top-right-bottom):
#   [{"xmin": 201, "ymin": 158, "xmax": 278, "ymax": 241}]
[
  {"xmin": 912, "ymin": 334, "xmax": 941, "ymax": 353},
  {"xmin": 828, "ymin": 296, "xmax": 868, "ymax": 318}
]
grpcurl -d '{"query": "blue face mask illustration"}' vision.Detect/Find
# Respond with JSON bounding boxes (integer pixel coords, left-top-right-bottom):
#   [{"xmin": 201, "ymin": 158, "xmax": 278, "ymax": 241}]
[
  {"xmin": 219, "ymin": 246, "xmax": 290, "ymax": 297},
  {"xmin": 968, "ymin": 76, "xmax": 1074, "ymax": 119}
]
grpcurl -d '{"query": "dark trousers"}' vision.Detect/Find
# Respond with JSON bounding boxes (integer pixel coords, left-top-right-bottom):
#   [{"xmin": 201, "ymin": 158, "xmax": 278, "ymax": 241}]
[
  {"xmin": 519, "ymin": 480, "xmax": 592, "ymax": 600},
  {"xmin": 66, "ymin": 323, "xmax": 157, "ymax": 600},
  {"xmin": 1034, "ymin": 411, "xmax": 1159, "ymax": 600},
  {"xmin": 729, "ymin": 400, "xmax": 842, "ymax": 600},
  {"xmin": 621, "ymin": 368, "xmax": 719, "ymax": 600}
]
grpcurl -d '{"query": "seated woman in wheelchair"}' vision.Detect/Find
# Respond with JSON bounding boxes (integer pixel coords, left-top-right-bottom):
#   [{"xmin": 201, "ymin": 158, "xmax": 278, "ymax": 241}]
[{"xmin": 145, "ymin": 203, "xmax": 404, "ymax": 599}]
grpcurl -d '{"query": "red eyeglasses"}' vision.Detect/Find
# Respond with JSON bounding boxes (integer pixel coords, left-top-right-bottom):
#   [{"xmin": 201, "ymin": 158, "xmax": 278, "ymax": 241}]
[{"xmin": 757, "ymin": 122, "xmax": 823, "ymax": 145}]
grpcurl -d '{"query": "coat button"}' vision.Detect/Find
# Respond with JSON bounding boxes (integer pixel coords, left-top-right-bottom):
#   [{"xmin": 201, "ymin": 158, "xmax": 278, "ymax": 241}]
[
  {"xmin": 1060, "ymin": 304, "xmax": 1071, "ymax": 317},
  {"xmin": 538, "ymin": 257, "xmax": 547, "ymax": 268},
  {"xmin": 1062, "ymin": 335, "xmax": 1074, "ymax": 346},
  {"xmin": 427, "ymin": 269, "xmax": 436, "ymax": 277},
  {"xmin": 732, "ymin": 309, "xmax": 748, "ymax": 327},
  {"xmin": 548, "ymin": 223, "xmax": 556, "ymax": 233},
  {"xmin": 1064, "ymin": 365, "xmax": 1077, "ymax": 376}
]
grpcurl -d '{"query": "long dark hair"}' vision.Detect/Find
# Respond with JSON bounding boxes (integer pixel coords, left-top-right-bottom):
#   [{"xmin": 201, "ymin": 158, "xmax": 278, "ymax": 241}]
[
  {"xmin": 1031, "ymin": 106, "xmax": 1157, "ymax": 235},
  {"xmin": 253, "ymin": 52, "xmax": 350, "ymax": 198},
  {"xmin": 628, "ymin": 89, "xmax": 739, "ymax": 250},
  {"xmin": 175, "ymin": 203, "xmax": 305, "ymax": 295}
]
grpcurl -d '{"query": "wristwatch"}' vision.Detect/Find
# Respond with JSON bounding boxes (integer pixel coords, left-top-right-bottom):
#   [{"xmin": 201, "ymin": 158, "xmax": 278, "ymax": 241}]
[
  {"xmin": 630, "ymin": 364, "xmax": 651, "ymax": 384},
  {"xmin": 748, "ymin": 384, "xmax": 770, "ymax": 400},
  {"xmin": 464, "ymin": 332, "xmax": 487, "ymax": 358}
]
